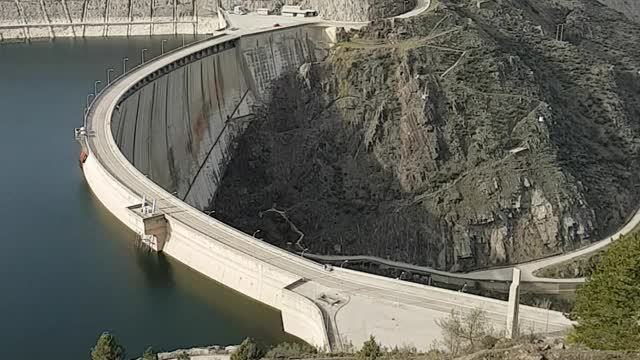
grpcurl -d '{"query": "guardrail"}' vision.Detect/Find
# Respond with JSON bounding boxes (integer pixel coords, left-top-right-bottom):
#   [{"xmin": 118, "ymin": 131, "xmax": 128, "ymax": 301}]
[{"xmin": 82, "ymin": 33, "xmax": 226, "ymax": 138}]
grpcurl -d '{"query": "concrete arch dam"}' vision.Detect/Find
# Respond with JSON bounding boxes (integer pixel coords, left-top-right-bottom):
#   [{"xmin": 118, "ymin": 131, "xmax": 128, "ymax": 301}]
[
  {"xmin": 82, "ymin": 24, "xmax": 574, "ymax": 351},
  {"xmin": 0, "ymin": 0, "xmax": 220, "ymax": 42}
]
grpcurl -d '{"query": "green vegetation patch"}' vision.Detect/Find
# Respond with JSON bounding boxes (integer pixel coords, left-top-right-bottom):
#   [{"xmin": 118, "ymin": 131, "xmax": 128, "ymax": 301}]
[{"xmin": 570, "ymin": 231, "xmax": 640, "ymax": 350}]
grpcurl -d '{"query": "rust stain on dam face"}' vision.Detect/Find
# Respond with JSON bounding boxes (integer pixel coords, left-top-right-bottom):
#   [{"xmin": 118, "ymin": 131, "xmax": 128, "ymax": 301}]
[{"xmin": 192, "ymin": 102, "xmax": 212, "ymax": 159}]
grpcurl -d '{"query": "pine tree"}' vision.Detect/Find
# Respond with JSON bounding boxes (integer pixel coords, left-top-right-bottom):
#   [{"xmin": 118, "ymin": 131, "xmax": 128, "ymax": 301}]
[
  {"xmin": 357, "ymin": 335, "xmax": 382, "ymax": 360},
  {"xmin": 570, "ymin": 231, "xmax": 640, "ymax": 350},
  {"xmin": 90, "ymin": 332, "xmax": 126, "ymax": 360}
]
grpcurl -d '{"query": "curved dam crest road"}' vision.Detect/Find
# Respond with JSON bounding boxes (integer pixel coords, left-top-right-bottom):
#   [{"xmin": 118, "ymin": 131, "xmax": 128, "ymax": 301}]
[{"xmin": 81, "ymin": 5, "xmax": 572, "ymax": 353}]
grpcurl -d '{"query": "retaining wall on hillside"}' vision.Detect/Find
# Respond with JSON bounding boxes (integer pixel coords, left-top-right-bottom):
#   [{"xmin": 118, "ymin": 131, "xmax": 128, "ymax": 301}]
[{"xmin": 0, "ymin": 0, "xmax": 219, "ymax": 42}]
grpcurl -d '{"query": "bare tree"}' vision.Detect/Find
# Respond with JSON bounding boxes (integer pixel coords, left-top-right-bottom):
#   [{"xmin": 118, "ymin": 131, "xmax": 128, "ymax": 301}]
[{"xmin": 436, "ymin": 308, "xmax": 491, "ymax": 355}]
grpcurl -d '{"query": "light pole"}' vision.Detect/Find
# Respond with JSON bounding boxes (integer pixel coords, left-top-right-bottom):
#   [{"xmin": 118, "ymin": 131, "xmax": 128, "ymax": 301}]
[
  {"xmin": 182, "ymin": 34, "xmax": 185, "ymax": 47},
  {"xmin": 86, "ymin": 93, "xmax": 94, "ymax": 108},
  {"xmin": 106, "ymin": 68, "xmax": 114, "ymax": 85},
  {"xmin": 94, "ymin": 80, "xmax": 102, "ymax": 96},
  {"xmin": 141, "ymin": 48, "xmax": 148, "ymax": 64},
  {"xmin": 161, "ymin": 39, "xmax": 167, "ymax": 54},
  {"xmin": 123, "ymin": 57, "xmax": 129, "ymax": 74}
]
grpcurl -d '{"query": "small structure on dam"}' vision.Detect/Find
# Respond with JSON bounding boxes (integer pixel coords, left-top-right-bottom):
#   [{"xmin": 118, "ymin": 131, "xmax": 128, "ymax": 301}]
[
  {"xmin": 0, "ymin": 0, "xmax": 222, "ymax": 42},
  {"xmin": 127, "ymin": 196, "xmax": 168, "ymax": 252}
]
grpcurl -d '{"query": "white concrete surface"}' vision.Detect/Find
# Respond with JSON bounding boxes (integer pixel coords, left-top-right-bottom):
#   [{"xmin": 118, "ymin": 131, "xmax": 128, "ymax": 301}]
[{"xmin": 506, "ymin": 269, "xmax": 521, "ymax": 339}]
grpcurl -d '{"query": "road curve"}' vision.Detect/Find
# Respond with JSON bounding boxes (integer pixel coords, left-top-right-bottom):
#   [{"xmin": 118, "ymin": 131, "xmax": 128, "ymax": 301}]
[{"xmin": 303, "ymin": 205, "xmax": 640, "ymax": 284}]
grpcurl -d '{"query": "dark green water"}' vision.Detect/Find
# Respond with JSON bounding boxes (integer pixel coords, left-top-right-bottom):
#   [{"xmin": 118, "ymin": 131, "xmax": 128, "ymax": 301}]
[{"xmin": 0, "ymin": 36, "xmax": 290, "ymax": 359}]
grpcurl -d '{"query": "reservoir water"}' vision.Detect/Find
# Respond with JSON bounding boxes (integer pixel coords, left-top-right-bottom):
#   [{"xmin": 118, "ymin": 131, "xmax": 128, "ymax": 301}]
[{"xmin": 0, "ymin": 36, "xmax": 290, "ymax": 360}]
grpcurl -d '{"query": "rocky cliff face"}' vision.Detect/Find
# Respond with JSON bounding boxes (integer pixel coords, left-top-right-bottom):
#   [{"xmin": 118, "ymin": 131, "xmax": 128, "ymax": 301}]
[
  {"xmin": 222, "ymin": 0, "xmax": 415, "ymax": 22},
  {"xmin": 213, "ymin": 0, "xmax": 640, "ymax": 272},
  {"xmin": 598, "ymin": 0, "xmax": 640, "ymax": 23}
]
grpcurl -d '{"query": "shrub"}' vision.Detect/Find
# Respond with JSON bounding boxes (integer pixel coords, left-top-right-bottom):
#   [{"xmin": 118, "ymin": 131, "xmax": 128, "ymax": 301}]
[
  {"xmin": 91, "ymin": 332, "xmax": 126, "ymax": 360},
  {"xmin": 357, "ymin": 335, "xmax": 382, "ymax": 360},
  {"xmin": 569, "ymin": 231, "xmax": 640, "ymax": 350},
  {"xmin": 231, "ymin": 338, "xmax": 266, "ymax": 360},
  {"xmin": 142, "ymin": 347, "xmax": 157, "ymax": 360},
  {"xmin": 265, "ymin": 341, "xmax": 317, "ymax": 359},
  {"xmin": 435, "ymin": 308, "xmax": 490, "ymax": 355}
]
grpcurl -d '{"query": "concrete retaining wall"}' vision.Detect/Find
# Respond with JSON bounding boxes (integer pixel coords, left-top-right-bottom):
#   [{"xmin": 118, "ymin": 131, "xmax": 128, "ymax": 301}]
[{"xmin": 0, "ymin": 0, "xmax": 220, "ymax": 42}]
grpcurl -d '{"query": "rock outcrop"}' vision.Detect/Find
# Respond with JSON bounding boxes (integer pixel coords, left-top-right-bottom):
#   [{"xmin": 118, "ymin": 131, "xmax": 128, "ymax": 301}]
[
  {"xmin": 598, "ymin": 0, "xmax": 640, "ymax": 23},
  {"xmin": 213, "ymin": 0, "xmax": 640, "ymax": 272}
]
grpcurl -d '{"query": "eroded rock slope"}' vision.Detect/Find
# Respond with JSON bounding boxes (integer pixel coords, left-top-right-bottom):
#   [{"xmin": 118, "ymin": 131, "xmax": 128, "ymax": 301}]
[{"xmin": 214, "ymin": 0, "xmax": 640, "ymax": 271}]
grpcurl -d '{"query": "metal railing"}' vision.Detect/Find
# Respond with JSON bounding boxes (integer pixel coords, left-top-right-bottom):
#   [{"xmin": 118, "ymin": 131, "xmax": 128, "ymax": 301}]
[{"xmin": 82, "ymin": 33, "xmax": 224, "ymax": 135}]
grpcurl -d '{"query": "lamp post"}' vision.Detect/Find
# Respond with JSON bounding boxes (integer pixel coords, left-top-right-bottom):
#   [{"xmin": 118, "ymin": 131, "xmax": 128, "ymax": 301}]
[
  {"xmin": 123, "ymin": 57, "xmax": 129, "ymax": 74},
  {"xmin": 86, "ymin": 93, "xmax": 94, "ymax": 108},
  {"xmin": 182, "ymin": 34, "xmax": 185, "ymax": 47},
  {"xmin": 161, "ymin": 39, "xmax": 167, "ymax": 54},
  {"xmin": 141, "ymin": 48, "xmax": 148, "ymax": 64},
  {"xmin": 106, "ymin": 68, "xmax": 114, "ymax": 85},
  {"xmin": 94, "ymin": 80, "xmax": 102, "ymax": 96}
]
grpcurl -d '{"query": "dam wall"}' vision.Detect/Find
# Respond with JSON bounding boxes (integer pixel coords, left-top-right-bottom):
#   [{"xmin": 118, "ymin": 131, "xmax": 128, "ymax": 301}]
[
  {"xmin": 111, "ymin": 25, "xmax": 335, "ymax": 211},
  {"xmin": 0, "ymin": 0, "xmax": 219, "ymax": 42},
  {"xmin": 83, "ymin": 147, "xmax": 330, "ymax": 349},
  {"xmin": 87, "ymin": 25, "xmax": 337, "ymax": 348}
]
